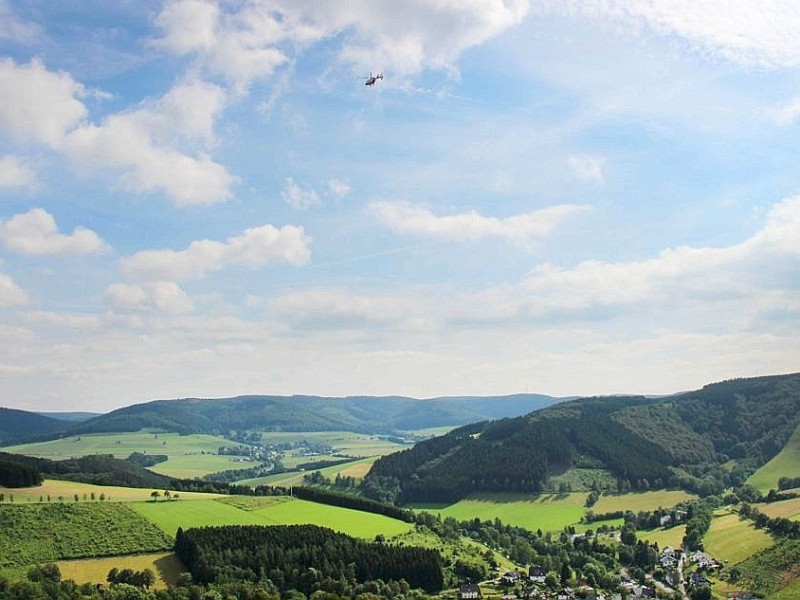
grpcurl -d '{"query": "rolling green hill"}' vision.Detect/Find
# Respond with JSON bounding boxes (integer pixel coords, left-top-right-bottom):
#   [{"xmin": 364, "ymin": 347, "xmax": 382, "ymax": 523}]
[
  {"xmin": 366, "ymin": 373, "xmax": 800, "ymax": 504},
  {"xmin": 27, "ymin": 393, "xmax": 563, "ymax": 439},
  {"xmin": 0, "ymin": 408, "xmax": 68, "ymax": 445}
]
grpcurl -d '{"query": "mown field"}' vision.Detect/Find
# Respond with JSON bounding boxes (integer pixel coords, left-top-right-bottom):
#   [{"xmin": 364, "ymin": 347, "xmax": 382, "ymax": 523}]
[
  {"xmin": 0, "ymin": 503, "xmax": 172, "ymax": 567},
  {"xmin": 133, "ymin": 496, "xmax": 414, "ymax": 539},
  {"xmin": 747, "ymin": 422, "xmax": 800, "ymax": 492},
  {"xmin": 238, "ymin": 455, "xmax": 380, "ymax": 487},
  {"xmin": 638, "ymin": 524, "xmax": 686, "ymax": 548},
  {"xmin": 753, "ymin": 496, "xmax": 800, "ymax": 521},
  {"xmin": 0, "ymin": 479, "xmax": 222, "ymax": 503},
  {"xmin": 592, "ymin": 489, "xmax": 696, "ymax": 513},
  {"xmin": 704, "ymin": 510, "xmax": 773, "ymax": 565},
  {"xmin": 58, "ymin": 552, "xmax": 183, "ymax": 590}
]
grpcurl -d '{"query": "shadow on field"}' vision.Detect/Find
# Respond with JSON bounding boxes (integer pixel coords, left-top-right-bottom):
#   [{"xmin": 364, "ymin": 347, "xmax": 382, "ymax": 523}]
[{"xmin": 153, "ymin": 554, "xmax": 184, "ymax": 586}]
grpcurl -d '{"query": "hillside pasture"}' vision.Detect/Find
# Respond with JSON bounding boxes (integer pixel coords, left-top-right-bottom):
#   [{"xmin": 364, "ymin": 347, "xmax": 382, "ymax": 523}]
[
  {"xmin": 58, "ymin": 552, "xmax": 183, "ymax": 589},
  {"xmin": 4, "ymin": 432, "xmax": 246, "ymax": 479},
  {"xmin": 133, "ymin": 496, "xmax": 413, "ymax": 539},
  {"xmin": 0, "ymin": 479, "xmax": 221, "ymax": 503},
  {"xmin": 0, "ymin": 503, "xmax": 172, "ymax": 567},
  {"xmin": 592, "ymin": 489, "xmax": 695, "ymax": 513},
  {"xmin": 237, "ymin": 456, "xmax": 380, "ymax": 487},
  {"xmin": 703, "ymin": 511, "xmax": 773, "ymax": 565},
  {"xmin": 412, "ymin": 492, "xmax": 588, "ymax": 533},
  {"xmin": 260, "ymin": 431, "xmax": 412, "ymax": 458},
  {"xmin": 747, "ymin": 422, "xmax": 800, "ymax": 492},
  {"xmin": 638, "ymin": 524, "xmax": 686, "ymax": 549},
  {"xmin": 754, "ymin": 496, "xmax": 800, "ymax": 521}
]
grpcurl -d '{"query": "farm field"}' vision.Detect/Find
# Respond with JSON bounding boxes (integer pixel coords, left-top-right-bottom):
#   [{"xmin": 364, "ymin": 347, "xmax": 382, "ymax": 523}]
[
  {"xmin": 58, "ymin": 552, "xmax": 183, "ymax": 589},
  {"xmin": 412, "ymin": 492, "xmax": 588, "ymax": 533},
  {"xmin": 638, "ymin": 524, "xmax": 686, "ymax": 549},
  {"xmin": 237, "ymin": 455, "xmax": 380, "ymax": 487},
  {"xmin": 704, "ymin": 511, "xmax": 773, "ymax": 565},
  {"xmin": 748, "ymin": 422, "xmax": 800, "ymax": 492},
  {"xmin": 3, "ymin": 432, "xmax": 246, "ymax": 479},
  {"xmin": 260, "ymin": 431, "xmax": 412, "ymax": 458},
  {"xmin": 753, "ymin": 496, "xmax": 800, "ymax": 521},
  {"xmin": 0, "ymin": 479, "xmax": 222, "ymax": 503},
  {"xmin": 133, "ymin": 496, "xmax": 414, "ymax": 539},
  {"xmin": 592, "ymin": 490, "xmax": 695, "ymax": 513}
]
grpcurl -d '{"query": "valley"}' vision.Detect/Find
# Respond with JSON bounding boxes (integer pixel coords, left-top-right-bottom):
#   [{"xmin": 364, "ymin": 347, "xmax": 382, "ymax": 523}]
[{"xmin": 1, "ymin": 373, "xmax": 799, "ymax": 599}]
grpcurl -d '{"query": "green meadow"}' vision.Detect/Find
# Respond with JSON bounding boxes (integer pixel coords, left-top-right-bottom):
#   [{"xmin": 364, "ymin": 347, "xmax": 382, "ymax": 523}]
[
  {"xmin": 592, "ymin": 489, "xmax": 696, "ymax": 514},
  {"xmin": 4, "ymin": 432, "xmax": 247, "ymax": 479},
  {"xmin": 0, "ymin": 479, "xmax": 221, "ymax": 503},
  {"xmin": 754, "ymin": 496, "xmax": 800, "ymax": 521},
  {"xmin": 133, "ymin": 496, "xmax": 414, "ymax": 539},
  {"xmin": 747, "ymin": 422, "xmax": 800, "ymax": 492},
  {"xmin": 638, "ymin": 524, "xmax": 686, "ymax": 549},
  {"xmin": 238, "ymin": 455, "xmax": 380, "ymax": 487},
  {"xmin": 703, "ymin": 510, "xmax": 773, "ymax": 566},
  {"xmin": 412, "ymin": 492, "xmax": 587, "ymax": 532}
]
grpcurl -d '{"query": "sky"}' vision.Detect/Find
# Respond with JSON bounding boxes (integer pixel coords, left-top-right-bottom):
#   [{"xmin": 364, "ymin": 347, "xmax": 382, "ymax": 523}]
[{"xmin": 1, "ymin": 1, "xmax": 799, "ymax": 412}]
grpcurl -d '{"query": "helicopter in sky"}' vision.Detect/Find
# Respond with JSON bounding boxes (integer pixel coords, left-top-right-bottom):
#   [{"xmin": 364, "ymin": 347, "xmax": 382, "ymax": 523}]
[{"xmin": 361, "ymin": 72, "xmax": 384, "ymax": 86}]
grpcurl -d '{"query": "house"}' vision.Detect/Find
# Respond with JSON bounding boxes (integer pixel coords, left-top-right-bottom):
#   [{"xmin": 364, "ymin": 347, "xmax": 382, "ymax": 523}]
[
  {"xmin": 659, "ymin": 554, "xmax": 678, "ymax": 568},
  {"xmin": 556, "ymin": 589, "xmax": 575, "ymax": 600},
  {"xmin": 459, "ymin": 583, "xmax": 482, "ymax": 599},
  {"xmin": 659, "ymin": 514, "xmax": 672, "ymax": 526},
  {"xmin": 528, "ymin": 565, "xmax": 547, "ymax": 583},
  {"xmin": 689, "ymin": 573, "xmax": 712, "ymax": 588},
  {"xmin": 502, "ymin": 570, "xmax": 523, "ymax": 585}
]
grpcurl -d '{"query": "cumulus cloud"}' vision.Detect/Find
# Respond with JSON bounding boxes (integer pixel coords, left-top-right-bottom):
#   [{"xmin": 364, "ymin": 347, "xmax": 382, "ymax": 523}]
[
  {"xmin": 153, "ymin": 0, "xmax": 532, "ymax": 87},
  {"xmin": 568, "ymin": 154, "xmax": 605, "ymax": 183},
  {"xmin": 541, "ymin": 0, "xmax": 800, "ymax": 69},
  {"xmin": 0, "ymin": 272, "xmax": 28, "ymax": 307},
  {"xmin": 105, "ymin": 281, "xmax": 194, "ymax": 314},
  {"xmin": 370, "ymin": 201, "xmax": 589, "ymax": 242},
  {"xmin": 0, "ymin": 156, "xmax": 37, "ymax": 191},
  {"xmin": 64, "ymin": 79, "xmax": 236, "ymax": 205},
  {"xmin": 0, "ymin": 208, "xmax": 108, "ymax": 256},
  {"xmin": 120, "ymin": 223, "xmax": 311, "ymax": 282},
  {"xmin": 281, "ymin": 178, "xmax": 320, "ymax": 210},
  {"xmin": 0, "ymin": 58, "xmax": 86, "ymax": 146},
  {"xmin": 517, "ymin": 195, "xmax": 800, "ymax": 317}
]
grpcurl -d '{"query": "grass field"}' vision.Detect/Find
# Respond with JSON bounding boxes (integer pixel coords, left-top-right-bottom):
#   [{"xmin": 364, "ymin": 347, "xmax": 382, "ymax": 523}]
[
  {"xmin": 0, "ymin": 479, "xmax": 222, "ymax": 503},
  {"xmin": 3, "ymin": 432, "xmax": 251, "ymax": 479},
  {"xmin": 260, "ymin": 431, "xmax": 412, "ymax": 458},
  {"xmin": 133, "ymin": 496, "xmax": 414, "ymax": 539},
  {"xmin": 748, "ymin": 423, "xmax": 800, "ymax": 492},
  {"xmin": 592, "ymin": 490, "xmax": 696, "ymax": 513},
  {"xmin": 237, "ymin": 456, "xmax": 381, "ymax": 487},
  {"xmin": 638, "ymin": 524, "xmax": 686, "ymax": 548},
  {"xmin": 58, "ymin": 552, "xmax": 183, "ymax": 589},
  {"xmin": 754, "ymin": 496, "xmax": 800, "ymax": 521},
  {"xmin": 412, "ymin": 492, "xmax": 588, "ymax": 533},
  {"xmin": 704, "ymin": 511, "xmax": 773, "ymax": 565}
]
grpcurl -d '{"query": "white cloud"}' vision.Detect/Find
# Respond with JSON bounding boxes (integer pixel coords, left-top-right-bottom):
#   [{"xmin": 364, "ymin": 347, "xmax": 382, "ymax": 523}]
[
  {"xmin": 105, "ymin": 282, "xmax": 194, "ymax": 315},
  {"xmin": 153, "ymin": 0, "xmax": 532, "ymax": 88},
  {"xmin": 567, "ymin": 154, "xmax": 605, "ymax": 183},
  {"xmin": 281, "ymin": 178, "xmax": 320, "ymax": 210},
  {"xmin": 120, "ymin": 223, "xmax": 311, "ymax": 282},
  {"xmin": 269, "ymin": 287, "xmax": 424, "ymax": 327},
  {"xmin": 0, "ymin": 156, "xmax": 37, "ymax": 191},
  {"xmin": 542, "ymin": 0, "xmax": 800, "ymax": 69},
  {"xmin": 0, "ymin": 1, "xmax": 41, "ymax": 44},
  {"xmin": 64, "ymin": 79, "xmax": 236, "ymax": 205},
  {"xmin": 370, "ymin": 201, "xmax": 590, "ymax": 242},
  {"xmin": 0, "ymin": 208, "xmax": 108, "ymax": 256},
  {"xmin": 0, "ymin": 58, "xmax": 86, "ymax": 146},
  {"xmin": 515, "ymin": 195, "xmax": 800, "ymax": 318},
  {"xmin": 763, "ymin": 95, "xmax": 800, "ymax": 125},
  {"xmin": 0, "ymin": 272, "xmax": 28, "ymax": 307},
  {"xmin": 327, "ymin": 178, "xmax": 352, "ymax": 198}
]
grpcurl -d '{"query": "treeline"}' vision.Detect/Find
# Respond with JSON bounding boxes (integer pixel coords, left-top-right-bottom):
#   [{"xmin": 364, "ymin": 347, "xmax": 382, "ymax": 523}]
[
  {"xmin": 174, "ymin": 524, "xmax": 444, "ymax": 593},
  {"xmin": 126, "ymin": 452, "xmax": 168, "ymax": 468},
  {"xmin": 740, "ymin": 503, "xmax": 800, "ymax": 539},
  {"xmin": 0, "ymin": 454, "xmax": 42, "ymax": 487},
  {"xmin": 290, "ymin": 485, "xmax": 415, "ymax": 522}
]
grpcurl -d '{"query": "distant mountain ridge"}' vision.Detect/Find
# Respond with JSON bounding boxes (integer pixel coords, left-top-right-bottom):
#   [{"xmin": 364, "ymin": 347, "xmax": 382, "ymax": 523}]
[
  {"xmin": 0, "ymin": 408, "xmax": 67, "ymax": 444},
  {"xmin": 365, "ymin": 372, "xmax": 800, "ymax": 503},
  {"xmin": 1, "ymin": 393, "xmax": 568, "ymax": 443}
]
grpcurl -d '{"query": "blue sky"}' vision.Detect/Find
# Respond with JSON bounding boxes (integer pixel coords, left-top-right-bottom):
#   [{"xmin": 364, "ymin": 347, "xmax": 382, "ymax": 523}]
[{"xmin": 1, "ymin": 1, "xmax": 799, "ymax": 412}]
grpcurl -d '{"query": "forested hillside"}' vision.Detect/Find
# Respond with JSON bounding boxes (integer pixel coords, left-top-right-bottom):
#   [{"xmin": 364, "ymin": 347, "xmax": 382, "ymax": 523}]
[
  {"xmin": 0, "ymin": 408, "xmax": 67, "ymax": 444},
  {"xmin": 365, "ymin": 373, "xmax": 800, "ymax": 504},
  {"xmin": 30, "ymin": 393, "xmax": 562, "ymax": 439}
]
